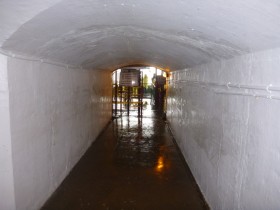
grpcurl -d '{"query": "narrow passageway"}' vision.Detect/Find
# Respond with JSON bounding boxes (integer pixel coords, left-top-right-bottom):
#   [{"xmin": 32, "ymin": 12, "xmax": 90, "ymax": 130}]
[
  {"xmin": 41, "ymin": 108, "xmax": 208, "ymax": 210},
  {"xmin": 2, "ymin": 2, "xmax": 280, "ymax": 209}
]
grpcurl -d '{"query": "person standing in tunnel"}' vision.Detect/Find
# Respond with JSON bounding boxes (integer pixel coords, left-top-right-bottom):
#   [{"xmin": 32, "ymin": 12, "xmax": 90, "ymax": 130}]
[{"xmin": 151, "ymin": 74, "xmax": 156, "ymax": 105}]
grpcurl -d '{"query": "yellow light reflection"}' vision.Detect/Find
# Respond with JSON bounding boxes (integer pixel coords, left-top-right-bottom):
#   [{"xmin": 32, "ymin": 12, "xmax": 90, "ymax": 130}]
[{"xmin": 156, "ymin": 156, "xmax": 164, "ymax": 172}]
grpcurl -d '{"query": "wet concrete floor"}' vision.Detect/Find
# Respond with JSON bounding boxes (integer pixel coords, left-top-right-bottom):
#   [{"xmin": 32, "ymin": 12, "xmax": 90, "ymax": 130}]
[{"xmin": 42, "ymin": 109, "xmax": 208, "ymax": 210}]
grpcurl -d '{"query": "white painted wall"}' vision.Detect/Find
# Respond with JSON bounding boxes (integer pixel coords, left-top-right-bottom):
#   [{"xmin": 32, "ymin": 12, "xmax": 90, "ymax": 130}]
[
  {"xmin": 7, "ymin": 57, "xmax": 112, "ymax": 210},
  {"xmin": 0, "ymin": 54, "xmax": 16, "ymax": 210},
  {"xmin": 167, "ymin": 48, "xmax": 280, "ymax": 210},
  {"xmin": 2, "ymin": 0, "xmax": 280, "ymax": 71}
]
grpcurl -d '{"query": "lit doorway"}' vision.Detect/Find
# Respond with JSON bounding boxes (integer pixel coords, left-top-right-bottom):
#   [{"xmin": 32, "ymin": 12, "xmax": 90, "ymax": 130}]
[{"xmin": 112, "ymin": 67, "xmax": 168, "ymax": 117}]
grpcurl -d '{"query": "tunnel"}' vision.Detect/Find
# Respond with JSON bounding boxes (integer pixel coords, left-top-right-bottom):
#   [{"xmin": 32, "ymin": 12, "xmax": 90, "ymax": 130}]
[{"xmin": 1, "ymin": 1, "xmax": 280, "ymax": 209}]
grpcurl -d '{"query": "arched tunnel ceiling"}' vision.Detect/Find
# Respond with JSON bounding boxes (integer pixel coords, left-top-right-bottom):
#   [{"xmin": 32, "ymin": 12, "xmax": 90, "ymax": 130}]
[{"xmin": 1, "ymin": 0, "xmax": 280, "ymax": 70}]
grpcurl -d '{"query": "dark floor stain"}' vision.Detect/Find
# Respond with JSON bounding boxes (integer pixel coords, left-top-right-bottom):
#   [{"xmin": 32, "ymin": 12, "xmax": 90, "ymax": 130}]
[{"xmin": 41, "ymin": 109, "xmax": 208, "ymax": 210}]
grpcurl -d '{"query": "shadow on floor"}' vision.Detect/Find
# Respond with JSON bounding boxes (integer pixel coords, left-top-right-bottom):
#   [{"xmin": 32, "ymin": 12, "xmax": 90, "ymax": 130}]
[{"xmin": 41, "ymin": 109, "xmax": 208, "ymax": 210}]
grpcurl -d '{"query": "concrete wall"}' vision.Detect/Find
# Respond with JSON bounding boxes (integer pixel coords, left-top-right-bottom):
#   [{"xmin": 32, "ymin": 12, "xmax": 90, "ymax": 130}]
[
  {"xmin": 0, "ymin": 54, "xmax": 16, "ymax": 210},
  {"xmin": 7, "ymin": 57, "xmax": 112, "ymax": 210},
  {"xmin": 167, "ymin": 48, "xmax": 280, "ymax": 210}
]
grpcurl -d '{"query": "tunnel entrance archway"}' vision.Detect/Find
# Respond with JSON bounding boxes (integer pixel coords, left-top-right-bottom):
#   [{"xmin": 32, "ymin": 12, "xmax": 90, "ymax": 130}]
[{"xmin": 112, "ymin": 66, "xmax": 169, "ymax": 117}]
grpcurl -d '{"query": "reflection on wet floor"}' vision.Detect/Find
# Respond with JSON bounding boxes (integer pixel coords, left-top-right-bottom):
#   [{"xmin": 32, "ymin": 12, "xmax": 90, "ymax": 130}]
[
  {"xmin": 42, "ymin": 109, "xmax": 208, "ymax": 210},
  {"xmin": 114, "ymin": 114, "xmax": 167, "ymax": 168}
]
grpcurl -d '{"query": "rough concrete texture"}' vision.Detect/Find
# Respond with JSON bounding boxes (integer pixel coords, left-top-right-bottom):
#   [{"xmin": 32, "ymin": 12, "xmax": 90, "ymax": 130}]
[
  {"xmin": 1, "ymin": 0, "xmax": 280, "ymax": 70},
  {"xmin": 167, "ymin": 48, "xmax": 280, "ymax": 210},
  {"xmin": 7, "ymin": 57, "xmax": 112, "ymax": 210},
  {"xmin": 41, "ymin": 110, "xmax": 208, "ymax": 210},
  {"xmin": 0, "ymin": 54, "xmax": 16, "ymax": 210}
]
